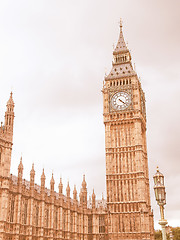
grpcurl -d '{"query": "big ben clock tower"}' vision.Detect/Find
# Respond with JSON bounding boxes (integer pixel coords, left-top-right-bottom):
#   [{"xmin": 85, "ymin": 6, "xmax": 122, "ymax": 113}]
[{"xmin": 102, "ymin": 22, "xmax": 154, "ymax": 240}]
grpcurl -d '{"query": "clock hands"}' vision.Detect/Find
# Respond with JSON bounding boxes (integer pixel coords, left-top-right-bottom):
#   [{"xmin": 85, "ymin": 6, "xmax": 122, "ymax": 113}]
[{"xmin": 118, "ymin": 98, "xmax": 125, "ymax": 104}]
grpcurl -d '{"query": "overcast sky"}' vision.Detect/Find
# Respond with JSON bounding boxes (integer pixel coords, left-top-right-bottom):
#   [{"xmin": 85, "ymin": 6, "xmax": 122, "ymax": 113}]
[{"xmin": 0, "ymin": 0, "xmax": 180, "ymax": 229}]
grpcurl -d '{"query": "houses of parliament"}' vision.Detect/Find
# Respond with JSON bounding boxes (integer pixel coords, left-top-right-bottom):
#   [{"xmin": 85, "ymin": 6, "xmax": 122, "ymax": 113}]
[{"xmin": 0, "ymin": 23, "xmax": 154, "ymax": 240}]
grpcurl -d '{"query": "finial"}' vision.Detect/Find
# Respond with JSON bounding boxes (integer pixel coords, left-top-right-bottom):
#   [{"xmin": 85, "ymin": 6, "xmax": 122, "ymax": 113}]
[
  {"xmin": 41, "ymin": 168, "xmax": 45, "ymax": 179},
  {"xmin": 120, "ymin": 18, "xmax": 123, "ymax": 29},
  {"xmin": 31, "ymin": 163, "xmax": 34, "ymax": 170},
  {"xmin": 157, "ymin": 166, "xmax": 159, "ymax": 172}
]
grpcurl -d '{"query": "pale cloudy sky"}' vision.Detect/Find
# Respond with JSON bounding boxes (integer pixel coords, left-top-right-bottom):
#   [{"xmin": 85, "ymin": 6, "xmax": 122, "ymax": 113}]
[{"xmin": 0, "ymin": 0, "xmax": 180, "ymax": 229}]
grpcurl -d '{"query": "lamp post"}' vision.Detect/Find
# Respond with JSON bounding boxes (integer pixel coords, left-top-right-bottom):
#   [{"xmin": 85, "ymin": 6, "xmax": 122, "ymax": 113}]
[{"xmin": 153, "ymin": 167, "xmax": 167, "ymax": 240}]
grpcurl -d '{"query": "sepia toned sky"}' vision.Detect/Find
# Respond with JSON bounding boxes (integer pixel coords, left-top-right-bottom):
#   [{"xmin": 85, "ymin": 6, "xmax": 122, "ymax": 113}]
[{"xmin": 0, "ymin": 0, "xmax": 180, "ymax": 229}]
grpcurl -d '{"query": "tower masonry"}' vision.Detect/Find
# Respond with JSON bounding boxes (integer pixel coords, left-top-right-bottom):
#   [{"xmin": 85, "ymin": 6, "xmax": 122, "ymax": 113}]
[{"xmin": 102, "ymin": 22, "xmax": 154, "ymax": 240}]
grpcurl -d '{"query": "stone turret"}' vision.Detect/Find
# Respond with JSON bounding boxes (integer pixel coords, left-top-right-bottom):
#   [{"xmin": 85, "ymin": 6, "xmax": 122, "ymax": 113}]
[
  {"xmin": 0, "ymin": 93, "xmax": 15, "ymax": 178},
  {"xmin": 4, "ymin": 92, "xmax": 15, "ymax": 141}
]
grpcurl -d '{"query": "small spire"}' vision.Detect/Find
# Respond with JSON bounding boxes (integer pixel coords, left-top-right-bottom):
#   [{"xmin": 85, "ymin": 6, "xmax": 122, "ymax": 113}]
[
  {"xmin": 114, "ymin": 19, "xmax": 128, "ymax": 53},
  {"xmin": 30, "ymin": 163, "xmax": 35, "ymax": 175},
  {"xmin": 92, "ymin": 188, "xmax": 95, "ymax": 197},
  {"xmin": 18, "ymin": 156, "xmax": 23, "ymax": 179},
  {"xmin": 7, "ymin": 91, "xmax": 14, "ymax": 106},
  {"xmin": 50, "ymin": 173, "xmax": 55, "ymax": 184},
  {"xmin": 92, "ymin": 188, "xmax": 96, "ymax": 209},
  {"xmin": 50, "ymin": 173, "xmax": 55, "ymax": 193},
  {"xmin": 73, "ymin": 185, "xmax": 77, "ymax": 200},
  {"xmin": 41, "ymin": 168, "xmax": 46, "ymax": 179},
  {"xmin": 59, "ymin": 177, "xmax": 63, "ymax": 194},
  {"xmin": 18, "ymin": 156, "xmax": 23, "ymax": 170},
  {"xmin": 66, "ymin": 181, "xmax": 70, "ymax": 198},
  {"xmin": 120, "ymin": 18, "xmax": 123, "ymax": 29},
  {"xmin": 41, "ymin": 168, "xmax": 46, "ymax": 189},
  {"xmin": 102, "ymin": 192, "xmax": 104, "ymax": 200},
  {"xmin": 82, "ymin": 174, "xmax": 87, "ymax": 188}
]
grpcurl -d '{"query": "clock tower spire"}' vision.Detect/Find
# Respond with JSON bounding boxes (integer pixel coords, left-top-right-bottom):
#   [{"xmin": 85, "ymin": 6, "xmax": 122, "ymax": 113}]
[{"xmin": 102, "ymin": 23, "xmax": 154, "ymax": 240}]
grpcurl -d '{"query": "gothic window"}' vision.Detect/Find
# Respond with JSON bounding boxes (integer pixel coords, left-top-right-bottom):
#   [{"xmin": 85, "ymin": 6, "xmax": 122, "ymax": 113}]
[
  {"xmin": 63, "ymin": 210, "xmax": 66, "ymax": 231},
  {"xmin": 77, "ymin": 214, "xmax": 79, "ymax": 233},
  {"xmin": 118, "ymin": 215, "xmax": 121, "ymax": 232},
  {"xmin": 45, "ymin": 207, "xmax": 49, "ymax": 228},
  {"xmin": 35, "ymin": 205, "xmax": 39, "ymax": 226},
  {"xmin": 88, "ymin": 215, "xmax": 92, "ymax": 234},
  {"xmin": 70, "ymin": 211, "xmax": 73, "ymax": 232},
  {"xmin": 24, "ymin": 201, "xmax": 28, "ymax": 224},
  {"xmin": 54, "ymin": 208, "xmax": 58, "ymax": 229},
  {"xmin": 10, "ymin": 196, "xmax": 15, "ymax": 223},
  {"xmin": 99, "ymin": 215, "xmax": 105, "ymax": 233}
]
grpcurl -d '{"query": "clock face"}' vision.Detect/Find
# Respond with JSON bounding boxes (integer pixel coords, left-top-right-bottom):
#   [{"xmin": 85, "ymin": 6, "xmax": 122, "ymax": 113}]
[{"xmin": 111, "ymin": 92, "xmax": 131, "ymax": 110}]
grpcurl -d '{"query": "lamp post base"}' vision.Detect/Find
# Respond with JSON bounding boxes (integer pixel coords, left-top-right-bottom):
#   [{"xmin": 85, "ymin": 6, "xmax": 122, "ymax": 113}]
[{"xmin": 159, "ymin": 219, "xmax": 168, "ymax": 240}]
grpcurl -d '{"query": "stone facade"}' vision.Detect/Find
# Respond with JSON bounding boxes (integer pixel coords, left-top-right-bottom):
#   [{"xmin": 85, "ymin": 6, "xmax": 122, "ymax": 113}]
[{"xmin": 0, "ymin": 24, "xmax": 154, "ymax": 240}]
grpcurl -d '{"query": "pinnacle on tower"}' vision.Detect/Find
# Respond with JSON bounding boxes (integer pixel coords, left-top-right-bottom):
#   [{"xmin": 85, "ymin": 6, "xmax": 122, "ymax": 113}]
[
  {"xmin": 18, "ymin": 156, "xmax": 23, "ymax": 175},
  {"xmin": 18, "ymin": 156, "xmax": 23, "ymax": 184},
  {"xmin": 82, "ymin": 174, "xmax": 87, "ymax": 189},
  {"xmin": 92, "ymin": 188, "xmax": 96, "ymax": 209},
  {"xmin": 41, "ymin": 168, "xmax": 46, "ymax": 189},
  {"xmin": 66, "ymin": 181, "xmax": 70, "ymax": 198},
  {"xmin": 59, "ymin": 177, "xmax": 63, "ymax": 194},
  {"xmin": 73, "ymin": 185, "xmax": 77, "ymax": 200},
  {"xmin": 30, "ymin": 163, "xmax": 35, "ymax": 189},
  {"xmin": 113, "ymin": 19, "xmax": 128, "ymax": 54},
  {"xmin": 50, "ymin": 173, "xmax": 55, "ymax": 192},
  {"xmin": 30, "ymin": 163, "xmax": 35, "ymax": 177}
]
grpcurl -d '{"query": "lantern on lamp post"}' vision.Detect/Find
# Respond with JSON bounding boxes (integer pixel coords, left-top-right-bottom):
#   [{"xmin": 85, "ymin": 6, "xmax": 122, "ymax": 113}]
[{"xmin": 153, "ymin": 167, "xmax": 168, "ymax": 240}]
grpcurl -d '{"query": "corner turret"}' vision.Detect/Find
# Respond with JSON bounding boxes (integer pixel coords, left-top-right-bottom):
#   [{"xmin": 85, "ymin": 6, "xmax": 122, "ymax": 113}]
[{"xmin": 4, "ymin": 92, "xmax": 15, "ymax": 141}]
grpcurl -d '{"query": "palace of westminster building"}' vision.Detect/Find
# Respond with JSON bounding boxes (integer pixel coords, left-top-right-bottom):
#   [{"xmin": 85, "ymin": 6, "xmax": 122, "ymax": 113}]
[{"xmin": 0, "ymin": 23, "xmax": 154, "ymax": 240}]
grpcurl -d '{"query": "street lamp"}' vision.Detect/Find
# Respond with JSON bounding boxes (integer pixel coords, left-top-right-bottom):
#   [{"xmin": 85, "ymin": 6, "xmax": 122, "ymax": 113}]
[{"xmin": 153, "ymin": 167, "xmax": 168, "ymax": 240}]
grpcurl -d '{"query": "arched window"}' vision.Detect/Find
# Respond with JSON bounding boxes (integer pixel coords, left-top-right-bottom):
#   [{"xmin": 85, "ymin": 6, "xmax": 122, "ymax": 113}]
[
  {"xmin": 10, "ymin": 197, "xmax": 15, "ymax": 222},
  {"xmin": 45, "ymin": 207, "xmax": 49, "ymax": 228},
  {"xmin": 24, "ymin": 200, "xmax": 28, "ymax": 224},
  {"xmin": 36, "ymin": 206, "xmax": 39, "ymax": 226}
]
